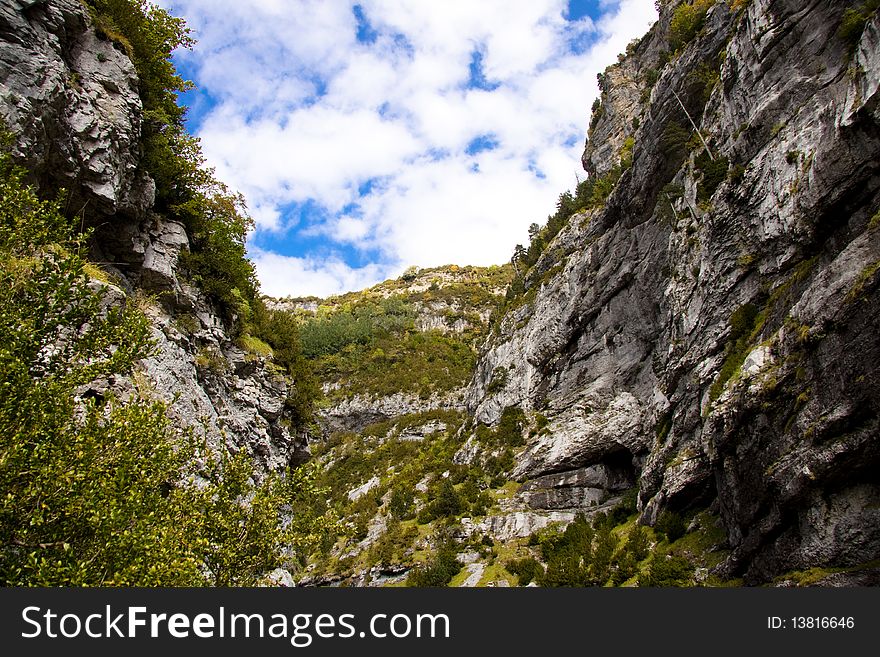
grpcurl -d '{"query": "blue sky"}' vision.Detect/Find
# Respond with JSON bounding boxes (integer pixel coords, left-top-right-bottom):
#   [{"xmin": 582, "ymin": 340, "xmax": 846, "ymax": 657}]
[{"xmin": 157, "ymin": 1, "xmax": 657, "ymax": 297}]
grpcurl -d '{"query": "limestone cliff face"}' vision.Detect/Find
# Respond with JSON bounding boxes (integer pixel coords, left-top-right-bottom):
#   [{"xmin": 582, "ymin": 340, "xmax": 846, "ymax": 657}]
[
  {"xmin": 466, "ymin": 0, "xmax": 880, "ymax": 583},
  {"xmin": 0, "ymin": 0, "xmax": 307, "ymax": 473},
  {"xmin": 5, "ymin": 0, "xmax": 879, "ymax": 586}
]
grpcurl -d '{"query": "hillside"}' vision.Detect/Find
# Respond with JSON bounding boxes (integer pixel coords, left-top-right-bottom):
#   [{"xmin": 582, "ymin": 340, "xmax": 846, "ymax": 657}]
[
  {"xmin": 1, "ymin": 0, "xmax": 878, "ymax": 588},
  {"xmin": 289, "ymin": 0, "xmax": 880, "ymax": 587}
]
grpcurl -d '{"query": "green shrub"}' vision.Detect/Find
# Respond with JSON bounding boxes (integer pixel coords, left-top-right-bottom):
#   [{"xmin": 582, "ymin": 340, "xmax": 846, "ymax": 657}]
[
  {"xmin": 660, "ymin": 123, "xmax": 691, "ymax": 160},
  {"xmin": 506, "ymin": 557, "xmax": 544, "ymax": 586},
  {"xmin": 656, "ymin": 511, "xmax": 688, "ymax": 542},
  {"xmin": 696, "ymin": 153, "xmax": 729, "ymax": 203},
  {"xmin": 620, "ymin": 136, "xmax": 636, "ymax": 170},
  {"xmin": 407, "ymin": 541, "xmax": 462, "ymax": 587},
  {"xmin": 838, "ymin": 2, "xmax": 880, "ymax": 52},
  {"xmin": 418, "ymin": 478, "xmax": 464, "ymax": 524},
  {"xmin": 728, "ymin": 164, "xmax": 746, "ymax": 184},
  {"xmin": 496, "ymin": 406, "xmax": 526, "ymax": 446},
  {"xmin": 238, "ymin": 334, "xmax": 273, "ymax": 358},
  {"xmin": 486, "ymin": 365, "xmax": 510, "ymax": 393},
  {"xmin": 708, "ymin": 301, "xmax": 764, "ymax": 403},
  {"xmin": 83, "ymin": 2, "xmax": 264, "ymax": 329},
  {"xmin": 729, "ymin": 303, "xmax": 758, "ymax": 341},
  {"xmin": 669, "ymin": 0, "xmax": 712, "ymax": 53},
  {"xmin": 0, "ymin": 152, "xmax": 333, "ymax": 585},
  {"xmin": 388, "ymin": 485, "xmax": 415, "ymax": 520},
  {"xmin": 639, "ymin": 554, "xmax": 693, "ymax": 586}
]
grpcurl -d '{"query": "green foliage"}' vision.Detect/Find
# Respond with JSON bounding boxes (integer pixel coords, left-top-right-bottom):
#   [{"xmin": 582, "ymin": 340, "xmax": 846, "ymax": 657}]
[
  {"xmin": 84, "ymin": 0, "xmax": 192, "ymax": 134},
  {"xmin": 311, "ymin": 410, "xmax": 467, "ymax": 563},
  {"xmin": 589, "ymin": 97, "xmax": 604, "ymax": 130},
  {"xmin": 315, "ymin": 328, "xmax": 474, "ymax": 401},
  {"xmin": 251, "ymin": 306, "xmax": 320, "ymax": 429},
  {"xmin": 388, "ymin": 485, "xmax": 416, "ymax": 520},
  {"xmin": 0, "ymin": 152, "xmax": 332, "ymax": 585},
  {"xmin": 619, "ymin": 136, "xmax": 636, "ymax": 171},
  {"xmin": 655, "ymin": 511, "xmax": 688, "ymax": 542},
  {"xmin": 474, "ymin": 406, "xmax": 526, "ymax": 449},
  {"xmin": 418, "ymin": 478, "xmax": 464, "ymax": 523},
  {"xmin": 406, "ymin": 539, "xmax": 463, "ymax": 587},
  {"xmin": 496, "ymin": 406, "xmax": 526, "ymax": 446},
  {"xmin": 668, "ymin": 0, "xmax": 711, "ymax": 53},
  {"xmin": 367, "ymin": 519, "xmax": 418, "ymax": 567},
  {"xmin": 178, "ymin": 188, "xmax": 258, "ymax": 327},
  {"xmin": 689, "ymin": 64, "xmax": 720, "ymax": 111},
  {"xmin": 186, "ymin": 454, "xmax": 333, "ymax": 586},
  {"xmin": 838, "ymin": 1, "xmax": 880, "ymax": 52},
  {"xmin": 506, "ymin": 557, "xmax": 544, "ymax": 585},
  {"xmin": 695, "ymin": 152, "xmax": 729, "ymax": 203},
  {"xmin": 660, "ymin": 123, "xmax": 691, "ymax": 160},
  {"xmin": 299, "ymin": 296, "xmax": 461, "ymax": 404},
  {"xmin": 83, "ymin": 1, "xmax": 259, "ymax": 327},
  {"xmin": 728, "ymin": 163, "xmax": 746, "ymax": 184},
  {"xmin": 638, "ymin": 553, "xmax": 693, "ymax": 586},
  {"xmin": 709, "ymin": 302, "xmax": 763, "ymax": 403},
  {"xmin": 486, "ymin": 365, "xmax": 510, "ymax": 394},
  {"xmin": 299, "ymin": 306, "xmax": 381, "ymax": 357},
  {"xmin": 238, "ymin": 334, "xmax": 274, "ymax": 358},
  {"xmin": 505, "ymin": 165, "xmax": 622, "ymax": 307},
  {"xmin": 729, "ymin": 303, "xmax": 758, "ymax": 340}
]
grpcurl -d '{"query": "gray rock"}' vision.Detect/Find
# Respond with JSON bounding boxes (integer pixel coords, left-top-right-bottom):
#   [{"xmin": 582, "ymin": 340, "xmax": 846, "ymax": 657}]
[
  {"xmin": 0, "ymin": 0, "xmax": 151, "ymax": 220},
  {"xmin": 347, "ymin": 476, "xmax": 380, "ymax": 502},
  {"xmin": 464, "ymin": 0, "xmax": 880, "ymax": 583}
]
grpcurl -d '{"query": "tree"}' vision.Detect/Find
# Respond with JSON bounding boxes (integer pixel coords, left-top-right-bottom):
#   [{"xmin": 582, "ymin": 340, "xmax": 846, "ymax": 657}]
[{"xmin": 0, "ymin": 151, "xmax": 332, "ymax": 585}]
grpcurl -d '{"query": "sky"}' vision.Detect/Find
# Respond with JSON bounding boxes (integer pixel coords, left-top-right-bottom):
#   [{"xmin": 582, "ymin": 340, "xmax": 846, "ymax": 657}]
[{"xmin": 155, "ymin": 0, "xmax": 657, "ymax": 298}]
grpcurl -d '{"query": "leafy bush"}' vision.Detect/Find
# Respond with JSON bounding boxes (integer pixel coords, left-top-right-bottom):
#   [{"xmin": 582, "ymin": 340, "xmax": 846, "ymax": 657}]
[
  {"xmin": 251, "ymin": 307, "xmax": 320, "ymax": 429},
  {"xmin": 0, "ymin": 152, "xmax": 332, "ymax": 585},
  {"xmin": 84, "ymin": 1, "xmax": 261, "ymax": 328},
  {"xmin": 417, "ymin": 478, "xmax": 464, "ymax": 523},
  {"xmin": 709, "ymin": 302, "xmax": 763, "ymax": 402},
  {"xmin": 661, "ymin": 123, "xmax": 692, "ymax": 159},
  {"xmin": 388, "ymin": 485, "xmax": 415, "ymax": 520},
  {"xmin": 838, "ymin": 1, "xmax": 880, "ymax": 52},
  {"xmin": 695, "ymin": 153, "xmax": 729, "ymax": 203},
  {"xmin": 638, "ymin": 554, "xmax": 693, "ymax": 586},
  {"xmin": 314, "ymin": 328, "xmax": 474, "ymax": 401},
  {"xmin": 656, "ymin": 511, "xmax": 688, "ymax": 542},
  {"xmin": 506, "ymin": 557, "xmax": 544, "ymax": 586},
  {"xmin": 486, "ymin": 365, "xmax": 510, "ymax": 394},
  {"xmin": 407, "ymin": 541, "xmax": 462, "ymax": 587},
  {"xmin": 728, "ymin": 164, "xmax": 746, "ymax": 184},
  {"xmin": 668, "ymin": 0, "xmax": 712, "ymax": 53}
]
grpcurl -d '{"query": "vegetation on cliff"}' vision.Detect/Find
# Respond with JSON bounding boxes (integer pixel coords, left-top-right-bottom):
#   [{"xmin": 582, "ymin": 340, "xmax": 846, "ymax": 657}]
[{"xmin": 0, "ymin": 148, "xmax": 333, "ymax": 585}]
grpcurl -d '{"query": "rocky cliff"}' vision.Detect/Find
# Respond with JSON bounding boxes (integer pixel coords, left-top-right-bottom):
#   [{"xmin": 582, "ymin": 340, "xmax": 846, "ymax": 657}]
[
  {"xmin": 0, "ymin": 0, "xmax": 308, "ymax": 474},
  {"xmin": 3, "ymin": 0, "xmax": 878, "ymax": 587},
  {"xmin": 464, "ymin": 0, "xmax": 880, "ymax": 584}
]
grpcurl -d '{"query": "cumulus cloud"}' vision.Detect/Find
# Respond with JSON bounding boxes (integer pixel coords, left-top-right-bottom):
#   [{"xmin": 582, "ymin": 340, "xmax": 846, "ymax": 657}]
[
  {"xmin": 158, "ymin": 0, "xmax": 657, "ymax": 297},
  {"xmin": 250, "ymin": 248, "xmax": 390, "ymax": 299}
]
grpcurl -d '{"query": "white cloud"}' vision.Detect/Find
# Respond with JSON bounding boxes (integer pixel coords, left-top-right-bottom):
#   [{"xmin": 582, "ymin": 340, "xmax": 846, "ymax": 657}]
[
  {"xmin": 250, "ymin": 248, "xmax": 391, "ymax": 299},
  {"xmin": 159, "ymin": 0, "xmax": 657, "ymax": 297}
]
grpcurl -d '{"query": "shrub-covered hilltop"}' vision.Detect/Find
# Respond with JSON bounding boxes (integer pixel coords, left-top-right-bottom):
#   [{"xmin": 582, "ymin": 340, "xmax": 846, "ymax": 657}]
[{"xmin": 2, "ymin": 0, "xmax": 879, "ymax": 588}]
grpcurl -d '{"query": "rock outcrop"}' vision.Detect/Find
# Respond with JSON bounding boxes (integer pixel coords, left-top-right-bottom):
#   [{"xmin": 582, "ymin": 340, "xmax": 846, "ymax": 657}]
[
  {"xmin": 466, "ymin": 0, "xmax": 880, "ymax": 584},
  {"xmin": 0, "ymin": 0, "xmax": 306, "ymax": 474},
  {"xmin": 0, "ymin": 0, "xmax": 153, "ymax": 221},
  {"xmin": 4, "ymin": 0, "xmax": 878, "ymax": 586}
]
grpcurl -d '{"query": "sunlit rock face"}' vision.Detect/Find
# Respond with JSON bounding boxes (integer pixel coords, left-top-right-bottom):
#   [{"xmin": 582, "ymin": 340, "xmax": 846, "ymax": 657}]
[{"xmin": 466, "ymin": 0, "xmax": 880, "ymax": 584}]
